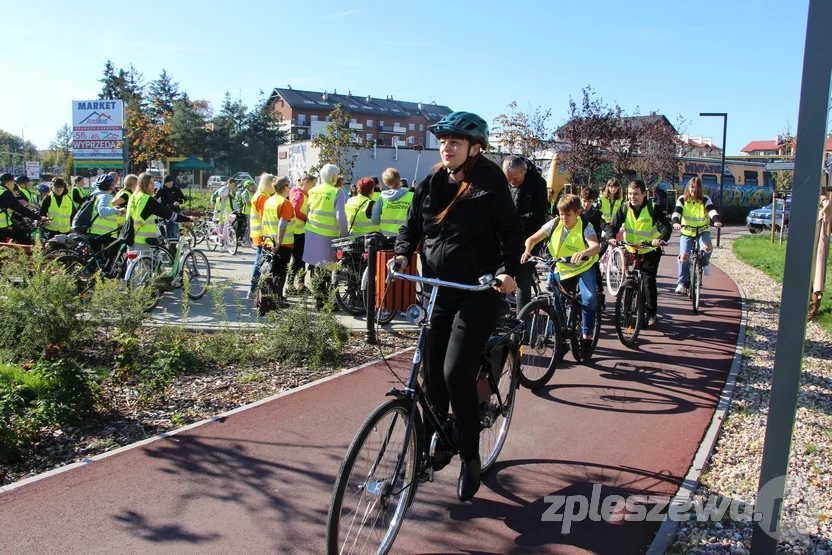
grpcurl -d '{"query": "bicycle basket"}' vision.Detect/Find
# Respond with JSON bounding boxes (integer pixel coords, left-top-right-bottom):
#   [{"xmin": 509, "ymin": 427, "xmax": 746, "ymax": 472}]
[{"xmin": 330, "ymin": 236, "xmax": 365, "ymax": 255}]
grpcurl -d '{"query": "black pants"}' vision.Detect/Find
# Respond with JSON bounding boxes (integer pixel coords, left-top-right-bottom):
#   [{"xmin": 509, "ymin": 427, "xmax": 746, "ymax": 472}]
[
  {"xmin": 640, "ymin": 249, "xmax": 663, "ymax": 312},
  {"xmin": 270, "ymin": 245, "xmax": 293, "ymax": 296},
  {"xmin": 290, "ymin": 233, "xmax": 306, "ymax": 276},
  {"xmin": 515, "ymin": 260, "xmax": 535, "ymax": 311},
  {"xmin": 425, "ymin": 289, "xmax": 501, "ymax": 459}
]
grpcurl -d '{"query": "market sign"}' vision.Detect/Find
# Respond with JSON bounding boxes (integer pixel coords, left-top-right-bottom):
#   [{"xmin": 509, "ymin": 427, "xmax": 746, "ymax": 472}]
[{"xmin": 72, "ymin": 100, "xmax": 124, "ymax": 161}]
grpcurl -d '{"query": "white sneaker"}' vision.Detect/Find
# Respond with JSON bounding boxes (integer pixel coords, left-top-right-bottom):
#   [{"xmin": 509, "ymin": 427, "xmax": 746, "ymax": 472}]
[
  {"xmin": 702, "ymin": 266, "xmax": 712, "ymax": 276},
  {"xmin": 675, "ymin": 284, "xmax": 686, "ymax": 294}
]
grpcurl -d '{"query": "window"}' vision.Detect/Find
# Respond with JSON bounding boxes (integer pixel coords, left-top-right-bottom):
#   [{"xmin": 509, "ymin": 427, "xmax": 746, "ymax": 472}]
[
  {"xmin": 419, "ymin": 137, "xmax": 424, "ymax": 145},
  {"xmin": 394, "ymin": 122, "xmax": 401, "ymax": 127},
  {"xmin": 407, "ymin": 136, "xmax": 414, "ymax": 144},
  {"xmin": 391, "ymin": 108, "xmax": 401, "ymax": 112},
  {"xmin": 408, "ymin": 123, "xmax": 415, "ymax": 131},
  {"xmin": 744, "ymin": 171, "xmax": 759, "ymax": 186},
  {"xmin": 325, "ymin": 116, "xmax": 331, "ymax": 122},
  {"xmin": 702, "ymin": 174, "xmax": 718, "ymax": 185},
  {"xmin": 366, "ymin": 119, "xmax": 374, "ymax": 128},
  {"xmin": 379, "ymin": 121, "xmax": 385, "ymax": 127},
  {"xmin": 367, "ymin": 133, "xmax": 373, "ymax": 141},
  {"xmin": 682, "ymin": 173, "xmax": 697, "ymax": 183},
  {"xmin": 723, "ymin": 175, "xmax": 735, "ymax": 187},
  {"xmin": 303, "ymin": 100, "xmax": 315, "ymax": 105},
  {"xmin": 297, "ymin": 115, "xmax": 306, "ymax": 125},
  {"xmin": 311, "ymin": 115, "xmax": 319, "ymax": 121},
  {"xmin": 419, "ymin": 124, "xmax": 424, "ymax": 131},
  {"xmin": 351, "ymin": 118, "xmax": 358, "ymax": 124}
]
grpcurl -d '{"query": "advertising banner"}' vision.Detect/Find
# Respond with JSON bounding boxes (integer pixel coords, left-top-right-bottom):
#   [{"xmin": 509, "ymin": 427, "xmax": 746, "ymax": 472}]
[
  {"xmin": 72, "ymin": 100, "xmax": 124, "ymax": 161},
  {"xmin": 25, "ymin": 161, "xmax": 40, "ymax": 180}
]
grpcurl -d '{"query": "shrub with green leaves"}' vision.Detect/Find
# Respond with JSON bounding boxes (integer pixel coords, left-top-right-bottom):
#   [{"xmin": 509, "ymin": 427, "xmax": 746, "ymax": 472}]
[
  {"xmin": 86, "ymin": 273, "xmax": 151, "ymax": 336},
  {"xmin": 256, "ymin": 302, "xmax": 349, "ymax": 368},
  {"xmin": 0, "ymin": 249, "xmax": 93, "ymax": 361},
  {"xmin": 137, "ymin": 327, "xmax": 200, "ymax": 404}
]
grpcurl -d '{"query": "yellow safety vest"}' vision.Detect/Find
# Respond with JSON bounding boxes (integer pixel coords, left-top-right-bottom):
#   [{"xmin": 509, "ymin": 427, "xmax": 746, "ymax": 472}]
[
  {"xmin": 127, "ymin": 191, "xmax": 156, "ymax": 245},
  {"xmin": 239, "ymin": 189, "xmax": 252, "ymax": 215},
  {"xmin": 680, "ymin": 200, "xmax": 708, "ymax": 237},
  {"xmin": 345, "ymin": 195, "xmax": 379, "ymax": 238},
  {"xmin": 90, "ymin": 194, "xmax": 122, "ymax": 236},
  {"xmin": 0, "ymin": 188, "xmax": 12, "ymax": 228},
  {"xmin": 18, "ymin": 187, "xmax": 35, "ymax": 204},
  {"xmin": 379, "ymin": 191, "xmax": 413, "ymax": 237},
  {"xmin": 306, "ymin": 183, "xmax": 340, "ymax": 238},
  {"xmin": 215, "ymin": 194, "xmax": 234, "ymax": 223},
  {"xmin": 46, "ymin": 193, "xmax": 72, "ymax": 233},
  {"xmin": 624, "ymin": 204, "xmax": 660, "ymax": 254},
  {"xmin": 599, "ymin": 196, "xmax": 623, "ymax": 222},
  {"xmin": 548, "ymin": 217, "xmax": 599, "ymax": 281},
  {"xmin": 249, "ymin": 191, "xmax": 267, "ymax": 241},
  {"xmin": 293, "ymin": 189, "xmax": 307, "ymax": 235},
  {"xmin": 262, "ymin": 193, "xmax": 295, "ymax": 246},
  {"xmin": 70, "ymin": 186, "xmax": 87, "ymax": 210},
  {"xmin": 372, "ymin": 191, "xmax": 381, "ymax": 202},
  {"xmin": 114, "ymin": 189, "xmax": 131, "ymax": 226}
]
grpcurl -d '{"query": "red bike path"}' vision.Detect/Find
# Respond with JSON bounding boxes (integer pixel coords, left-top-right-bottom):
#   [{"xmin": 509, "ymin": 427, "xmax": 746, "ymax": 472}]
[{"xmin": 0, "ymin": 240, "xmax": 742, "ymax": 554}]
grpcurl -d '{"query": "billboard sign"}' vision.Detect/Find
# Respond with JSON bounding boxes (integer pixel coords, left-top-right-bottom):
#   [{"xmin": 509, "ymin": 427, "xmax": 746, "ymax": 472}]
[
  {"xmin": 72, "ymin": 100, "xmax": 124, "ymax": 160},
  {"xmin": 25, "ymin": 161, "xmax": 40, "ymax": 180}
]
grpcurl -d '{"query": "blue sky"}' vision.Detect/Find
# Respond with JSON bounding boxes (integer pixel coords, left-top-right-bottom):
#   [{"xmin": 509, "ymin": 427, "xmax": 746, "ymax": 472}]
[{"xmin": 0, "ymin": 0, "xmax": 811, "ymax": 155}]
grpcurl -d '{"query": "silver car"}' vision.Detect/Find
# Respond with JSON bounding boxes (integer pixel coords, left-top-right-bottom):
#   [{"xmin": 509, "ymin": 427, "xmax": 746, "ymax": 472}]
[{"xmin": 747, "ymin": 198, "xmax": 790, "ymax": 234}]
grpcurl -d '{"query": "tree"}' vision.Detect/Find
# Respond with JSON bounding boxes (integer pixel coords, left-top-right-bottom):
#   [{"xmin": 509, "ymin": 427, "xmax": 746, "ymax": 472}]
[
  {"xmin": 559, "ymin": 86, "xmax": 618, "ymax": 185},
  {"xmin": 773, "ymin": 120, "xmax": 795, "ymax": 190},
  {"xmin": 170, "ymin": 100, "xmax": 209, "ymax": 157},
  {"xmin": 148, "ymin": 69, "xmax": 181, "ymax": 123},
  {"xmin": 239, "ymin": 93, "xmax": 287, "ymax": 174},
  {"xmin": 491, "ymin": 102, "xmax": 554, "ymax": 159},
  {"xmin": 631, "ymin": 114, "xmax": 682, "ymax": 186},
  {"xmin": 208, "ymin": 92, "xmax": 249, "ymax": 172},
  {"xmin": 310, "ymin": 104, "xmax": 366, "ymax": 182},
  {"xmin": 41, "ymin": 124, "xmax": 74, "ymax": 172}
]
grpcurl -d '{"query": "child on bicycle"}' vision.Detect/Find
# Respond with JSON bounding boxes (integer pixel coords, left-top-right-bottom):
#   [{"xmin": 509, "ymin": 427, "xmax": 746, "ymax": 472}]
[
  {"xmin": 604, "ymin": 180, "xmax": 672, "ymax": 327},
  {"xmin": 580, "ymin": 187, "xmax": 607, "ymax": 312},
  {"xmin": 521, "ymin": 193, "xmax": 601, "ymax": 360},
  {"xmin": 671, "ymin": 176, "xmax": 722, "ymax": 294}
]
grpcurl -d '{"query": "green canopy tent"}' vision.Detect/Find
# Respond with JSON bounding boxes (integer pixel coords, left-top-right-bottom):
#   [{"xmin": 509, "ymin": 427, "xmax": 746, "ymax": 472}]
[{"xmin": 170, "ymin": 157, "xmax": 217, "ymax": 212}]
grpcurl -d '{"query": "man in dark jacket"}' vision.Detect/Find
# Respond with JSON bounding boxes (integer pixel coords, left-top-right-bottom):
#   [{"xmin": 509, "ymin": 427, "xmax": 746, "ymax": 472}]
[
  {"xmin": 502, "ymin": 155, "xmax": 548, "ymax": 310},
  {"xmin": 155, "ymin": 175, "xmax": 186, "ymax": 238}
]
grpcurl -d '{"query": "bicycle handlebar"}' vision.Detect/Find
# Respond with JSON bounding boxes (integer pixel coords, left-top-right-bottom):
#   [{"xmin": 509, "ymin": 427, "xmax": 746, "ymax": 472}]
[{"xmin": 386, "ymin": 261, "xmax": 500, "ymax": 291}]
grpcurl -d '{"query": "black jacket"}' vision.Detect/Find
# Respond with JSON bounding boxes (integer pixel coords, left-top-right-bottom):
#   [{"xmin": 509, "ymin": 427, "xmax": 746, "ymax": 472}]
[
  {"xmin": 604, "ymin": 201, "xmax": 673, "ymax": 243},
  {"xmin": 508, "ymin": 160, "xmax": 548, "ymax": 238},
  {"xmin": 155, "ymin": 185, "xmax": 186, "ymax": 212},
  {"xmin": 395, "ymin": 159, "xmax": 525, "ymax": 285}
]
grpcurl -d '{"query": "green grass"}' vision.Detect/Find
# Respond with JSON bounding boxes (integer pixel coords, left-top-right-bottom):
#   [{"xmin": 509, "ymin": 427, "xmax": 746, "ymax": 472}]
[{"xmin": 734, "ymin": 235, "xmax": 832, "ymax": 336}]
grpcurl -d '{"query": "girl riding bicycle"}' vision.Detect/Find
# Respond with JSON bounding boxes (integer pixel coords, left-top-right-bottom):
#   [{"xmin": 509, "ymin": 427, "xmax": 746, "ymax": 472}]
[
  {"xmin": 521, "ymin": 193, "xmax": 601, "ymax": 360},
  {"xmin": 392, "ymin": 111, "xmax": 524, "ymax": 502},
  {"xmin": 671, "ymin": 176, "xmax": 722, "ymax": 295},
  {"xmin": 604, "ymin": 180, "xmax": 672, "ymax": 327}
]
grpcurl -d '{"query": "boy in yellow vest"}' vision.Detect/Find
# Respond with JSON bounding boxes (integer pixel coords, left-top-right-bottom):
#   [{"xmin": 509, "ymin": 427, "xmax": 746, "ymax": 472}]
[
  {"xmin": 604, "ymin": 180, "xmax": 672, "ymax": 326},
  {"xmin": 521, "ymin": 194, "xmax": 602, "ymax": 360}
]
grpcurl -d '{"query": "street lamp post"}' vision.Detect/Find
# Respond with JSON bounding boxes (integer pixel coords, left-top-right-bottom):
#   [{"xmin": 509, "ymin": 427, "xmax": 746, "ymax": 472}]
[
  {"xmin": 699, "ymin": 113, "xmax": 727, "ymax": 247},
  {"xmin": 20, "ymin": 127, "xmax": 28, "ymax": 164}
]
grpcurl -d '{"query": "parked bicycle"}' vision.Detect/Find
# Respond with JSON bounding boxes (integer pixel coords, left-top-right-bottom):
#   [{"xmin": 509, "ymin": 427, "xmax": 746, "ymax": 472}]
[
  {"xmin": 331, "ymin": 236, "xmax": 368, "ymax": 315},
  {"xmin": 515, "ymin": 256, "xmax": 602, "ymax": 389},
  {"xmin": 206, "ymin": 214, "xmax": 237, "ymax": 255},
  {"xmin": 326, "ymin": 266, "xmax": 523, "ymax": 555},
  {"xmin": 683, "ymin": 225, "xmax": 708, "ymax": 313},
  {"xmin": 612, "ymin": 240, "xmax": 666, "ymax": 348},
  {"xmin": 124, "ymin": 224, "xmax": 211, "ymax": 311}
]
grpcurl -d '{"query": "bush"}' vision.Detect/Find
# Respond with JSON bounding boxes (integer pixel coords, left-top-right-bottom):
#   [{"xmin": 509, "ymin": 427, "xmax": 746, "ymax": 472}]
[
  {"xmin": 255, "ymin": 302, "xmax": 349, "ymax": 368},
  {"xmin": 87, "ymin": 274, "xmax": 151, "ymax": 336},
  {"xmin": 137, "ymin": 327, "xmax": 199, "ymax": 404},
  {"xmin": 196, "ymin": 329, "xmax": 255, "ymax": 368},
  {"xmin": 0, "ymin": 249, "xmax": 93, "ymax": 362},
  {"xmin": 0, "ymin": 383, "xmax": 39, "ymax": 463}
]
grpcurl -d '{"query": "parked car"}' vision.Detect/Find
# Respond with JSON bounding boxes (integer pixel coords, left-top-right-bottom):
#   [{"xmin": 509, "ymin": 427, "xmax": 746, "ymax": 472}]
[
  {"xmin": 230, "ymin": 172, "xmax": 256, "ymax": 185},
  {"xmin": 207, "ymin": 175, "xmax": 229, "ymax": 189},
  {"xmin": 747, "ymin": 198, "xmax": 790, "ymax": 234}
]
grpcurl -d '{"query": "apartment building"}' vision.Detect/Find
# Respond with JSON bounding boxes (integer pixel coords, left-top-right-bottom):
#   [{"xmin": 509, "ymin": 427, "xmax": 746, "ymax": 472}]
[{"xmin": 267, "ymin": 87, "xmax": 453, "ymax": 149}]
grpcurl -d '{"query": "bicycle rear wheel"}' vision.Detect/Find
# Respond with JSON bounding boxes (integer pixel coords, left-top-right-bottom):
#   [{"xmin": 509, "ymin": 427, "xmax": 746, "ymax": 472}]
[
  {"xmin": 516, "ymin": 299, "xmax": 560, "ymax": 389},
  {"xmin": 606, "ymin": 247, "xmax": 626, "ymax": 297},
  {"xmin": 183, "ymin": 250, "xmax": 211, "ymax": 299},
  {"xmin": 326, "ymin": 398, "xmax": 421, "ymax": 555},
  {"xmin": 479, "ymin": 350, "xmax": 517, "ymax": 472},
  {"xmin": 226, "ymin": 228, "xmax": 238, "ymax": 255},
  {"xmin": 690, "ymin": 255, "xmax": 702, "ymax": 312},
  {"xmin": 334, "ymin": 261, "xmax": 366, "ymax": 315},
  {"xmin": 615, "ymin": 279, "xmax": 642, "ymax": 348}
]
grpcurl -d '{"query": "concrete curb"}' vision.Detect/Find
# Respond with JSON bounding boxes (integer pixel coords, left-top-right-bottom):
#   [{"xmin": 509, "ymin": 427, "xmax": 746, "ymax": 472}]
[
  {"xmin": 645, "ymin": 260, "xmax": 749, "ymax": 554},
  {"xmin": 0, "ymin": 346, "xmax": 415, "ymax": 495}
]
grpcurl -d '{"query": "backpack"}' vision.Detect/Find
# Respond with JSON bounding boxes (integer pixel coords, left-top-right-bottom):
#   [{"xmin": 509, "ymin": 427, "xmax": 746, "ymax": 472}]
[{"xmin": 70, "ymin": 198, "xmax": 99, "ymax": 234}]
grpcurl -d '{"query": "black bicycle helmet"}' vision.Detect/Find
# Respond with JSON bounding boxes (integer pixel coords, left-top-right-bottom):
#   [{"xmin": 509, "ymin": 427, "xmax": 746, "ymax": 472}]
[
  {"xmin": 15, "ymin": 175, "xmax": 30, "ymax": 184},
  {"xmin": 427, "ymin": 111, "xmax": 489, "ymax": 149},
  {"xmin": 95, "ymin": 173, "xmax": 115, "ymax": 190}
]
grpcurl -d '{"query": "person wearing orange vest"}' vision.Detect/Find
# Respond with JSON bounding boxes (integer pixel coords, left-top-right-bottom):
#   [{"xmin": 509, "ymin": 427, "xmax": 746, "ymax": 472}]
[
  {"xmin": 261, "ymin": 177, "xmax": 296, "ymax": 305},
  {"xmin": 287, "ymin": 172, "xmax": 316, "ymax": 293},
  {"xmin": 301, "ymin": 164, "xmax": 348, "ymax": 308},
  {"xmin": 247, "ymin": 173, "xmax": 275, "ymax": 298}
]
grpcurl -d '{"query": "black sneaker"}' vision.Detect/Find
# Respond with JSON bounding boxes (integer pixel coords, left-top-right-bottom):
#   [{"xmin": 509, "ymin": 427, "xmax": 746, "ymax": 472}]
[
  {"xmin": 580, "ymin": 338, "xmax": 593, "ymax": 362},
  {"xmin": 598, "ymin": 295, "xmax": 607, "ymax": 313}
]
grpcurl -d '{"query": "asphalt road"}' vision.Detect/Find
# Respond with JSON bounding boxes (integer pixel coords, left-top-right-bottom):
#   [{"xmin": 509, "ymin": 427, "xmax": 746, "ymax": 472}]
[{"xmin": 1, "ymin": 235, "xmax": 742, "ymax": 554}]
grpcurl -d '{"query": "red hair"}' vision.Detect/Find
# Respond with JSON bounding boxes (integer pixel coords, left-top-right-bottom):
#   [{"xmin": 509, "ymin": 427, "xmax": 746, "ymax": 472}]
[{"xmin": 356, "ymin": 177, "xmax": 375, "ymax": 196}]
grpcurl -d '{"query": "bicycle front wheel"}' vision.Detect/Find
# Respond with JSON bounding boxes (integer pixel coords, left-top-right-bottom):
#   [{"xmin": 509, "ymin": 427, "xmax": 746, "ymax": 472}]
[
  {"xmin": 516, "ymin": 299, "xmax": 561, "ymax": 389},
  {"xmin": 606, "ymin": 247, "xmax": 626, "ymax": 297},
  {"xmin": 183, "ymin": 250, "xmax": 211, "ymax": 299},
  {"xmin": 615, "ymin": 279, "xmax": 642, "ymax": 348},
  {"xmin": 226, "ymin": 228, "xmax": 238, "ymax": 255},
  {"xmin": 479, "ymin": 350, "xmax": 518, "ymax": 472},
  {"xmin": 326, "ymin": 398, "xmax": 421, "ymax": 555},
  {"xmin": 691, "ymin": 255, "xmax": 702, "ymax": 313}
]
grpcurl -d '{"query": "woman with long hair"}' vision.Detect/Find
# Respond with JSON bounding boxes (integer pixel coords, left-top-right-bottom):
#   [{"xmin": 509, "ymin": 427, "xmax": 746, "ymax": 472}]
[
  {"xmin": 671, "ymin": 176, "xmax": 722, "ymax": 294},
  {"xmin": 393, "ymin": 111, "xmax": 524, "ymax": 502},
  {"xmin": 125, "ymin": 172, "xmax": 192, "ymax": 253},
  {"xmin": 247, "ymin": 173, "xmax": 276, "ymax": 298},
  {"xmin": 599, "ymin": 178, "xmax": 623, "ymax": 223}
]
